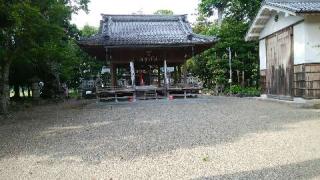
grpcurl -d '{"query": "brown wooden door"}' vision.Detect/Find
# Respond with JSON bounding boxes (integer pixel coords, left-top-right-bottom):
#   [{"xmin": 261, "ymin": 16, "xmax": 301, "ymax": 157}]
[{"xmin": 266, "ymin": 27, "xmax": 293, "ymax": 99}]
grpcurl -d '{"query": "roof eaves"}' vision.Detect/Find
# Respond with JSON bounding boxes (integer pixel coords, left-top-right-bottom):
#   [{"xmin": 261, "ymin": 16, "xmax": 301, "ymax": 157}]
[
  {"xmin": 264, "ymin": 0, "xmax": 320, "ymax": 14},
  {"xmin": 103, "ymin": 42, "xmax": 215, "ymax": 49},
  {"xmin": 192, "ymin": 34, "xmax": 218, "ymax": 42},
  {"xmin": 245, "ymin": 6, "xmax": 268, "ymax": 41},
  {"xmin": 245, "ymin": 3, "xmax": 297, "ymax": 41}
]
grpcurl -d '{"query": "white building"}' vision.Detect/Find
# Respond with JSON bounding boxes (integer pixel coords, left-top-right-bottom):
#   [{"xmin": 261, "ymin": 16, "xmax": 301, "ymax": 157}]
[{"xmin": 246, "ymin": 0, "xmax": 320, "ymax": 100}]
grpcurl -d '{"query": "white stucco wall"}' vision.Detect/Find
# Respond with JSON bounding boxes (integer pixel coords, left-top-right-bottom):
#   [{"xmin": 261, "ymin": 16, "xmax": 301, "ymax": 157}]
[
  {"xmin": 304, "ymin": 16, "xmax": 320, "ymax": 64},
  {"xmin": 259, "ymin": 12, "xmax": 320, "ymax": 65},
  {"xmin": 293, "ymin": 16, "xmax": 320, "ymax": 64},
  {"xmin": 259, "ymin": 13, "xmax": 303, "ymax": 39},
  {"xmin": 259, "ymin": 39, "xmax": 267, "ymax": 70},
  {"xmin": 294, "ymin": 22, "xmax": 306, "ymax": 65}
]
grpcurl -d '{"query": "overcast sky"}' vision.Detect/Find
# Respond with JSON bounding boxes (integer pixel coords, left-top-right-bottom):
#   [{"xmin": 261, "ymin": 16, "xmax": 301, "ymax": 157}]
[{"xmin": 71, "ymin": 0, "xmax": 202, "ymax": 29}]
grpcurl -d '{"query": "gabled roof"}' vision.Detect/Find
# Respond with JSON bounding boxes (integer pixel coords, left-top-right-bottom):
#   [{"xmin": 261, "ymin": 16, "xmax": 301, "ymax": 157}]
[
  {"xmin": 79, "ymin": 14, "xmax": 217, "ymax": 47},
  {"xmin": 245, "ymin": 0, "xmax": 320, "ymax": 41}
]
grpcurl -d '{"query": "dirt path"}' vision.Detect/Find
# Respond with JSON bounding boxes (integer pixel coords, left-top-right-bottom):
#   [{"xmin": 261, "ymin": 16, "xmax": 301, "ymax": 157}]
[{"xmin": 0, "ymin": 97, "xmax": 320, "ymax": 179}]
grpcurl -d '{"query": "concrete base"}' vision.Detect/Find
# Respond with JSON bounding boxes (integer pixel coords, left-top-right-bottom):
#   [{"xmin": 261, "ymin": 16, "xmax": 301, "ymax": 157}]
[
  {"xmin": 255, "ymin": 94, "xmax": 320, "ymax": 109},
  {"xmin": 293, "ymin": 97, "xmax": 320, "ymax": 108}
]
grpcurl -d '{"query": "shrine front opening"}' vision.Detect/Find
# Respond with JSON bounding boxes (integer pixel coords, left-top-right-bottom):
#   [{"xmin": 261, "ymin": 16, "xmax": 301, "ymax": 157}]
[{"xmin": 78, "ymin": 14, "xmax": 216, "ymax": 101}]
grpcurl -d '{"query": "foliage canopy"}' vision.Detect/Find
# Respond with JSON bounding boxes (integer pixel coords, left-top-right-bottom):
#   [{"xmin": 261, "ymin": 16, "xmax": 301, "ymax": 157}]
[
  {"xmin": 154, "ymin": 9, "xmax": 174, "ymax": 15},
  {"xmin": 190, "ymin": 0, "xmax": 261, "ymax": 91},
  {"xmin": 0, "ymin": 0, "xmax": 101, "ymax": 113}
]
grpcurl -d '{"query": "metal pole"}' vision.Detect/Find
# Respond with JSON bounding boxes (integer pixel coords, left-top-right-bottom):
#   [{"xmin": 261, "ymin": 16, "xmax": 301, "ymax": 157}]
[{"xmin": 228, "ymin": 47, "xmax": 232, "ymax": 93}]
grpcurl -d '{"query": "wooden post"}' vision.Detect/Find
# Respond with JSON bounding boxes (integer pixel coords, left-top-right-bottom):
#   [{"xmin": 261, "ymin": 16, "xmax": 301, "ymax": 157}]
[
  {"xmin": 130, "ymin": 61, "xmax": 135, "ymax": 88},
  {"xmin": 237, "ymin": 70, "xmax": 240, "ymax": 84},
  {"xmin": 130, "ymin": 61, "xmax": 136, "ymax": 102},
  {"xmin": 164, "ymin": 60, "xmax": 168, "ymax": 89},
  {"xmin": 178, "ymin": 65, "xmax": 182, "ymax": 83},
  {"xmin": 242, "ymin": 70, "xmax": 245, "ymax": 87},
  {"xmin": 182, "ymin": 65, "xmax": 187, "ymax": 84},
  {"xmin": 174, "ymin": 66, "xmax": 177, "ymax": 85},
  {"xmin": 157, "ymin": 65, "xmax": 161, "ymax": 87},
  {"xmin": 148, "ymin": 65, "xmax": 152, "ymax": 85},
  {"xmin": 164, "ymin": 60, "xmax": 169, "ymax": 98},
  {"xmin": 155, "ymin": 89, "xmax": 158, "ymax": 100},
  {"xmin": 115, "ymin": 93, "xmax": 118, "ymax": 102},
  {"xmin": 111, "ymin": 63, "xmax": 117, "ymax": 87}
]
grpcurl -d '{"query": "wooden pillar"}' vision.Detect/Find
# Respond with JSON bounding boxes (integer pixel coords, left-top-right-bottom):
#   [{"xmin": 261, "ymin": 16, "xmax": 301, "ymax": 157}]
[
  {"xmin": 130, "ymin": 61, "xmax": 136, "ymax": 102},
  {"xmin": 182, "ymin": 65, "xmax": 187, "ymax": 84},
  {"xmin": 164, "ymin": 60, "xmax": 168, "ymax": 89},
  {"xmin": 111, "ymin": 63, "xmax": 117, "ymax": 87},
  {"xmin": 157, "ymin": 65, "xmax": 161, "ymax": 87},
  {"xmin": 177, "ymin": 65, "xmax": 182, "ymax": 83},
  {"xmin": 130, "ymin": 61, "xmax": 135, "ymax": 88},
  {"xmin": 149, "ymin": 66, "xmax": 152, "ymax": 86},
  {"xmin": 174, "ymin": 66, "xmax": 177, "ymax": 85}
]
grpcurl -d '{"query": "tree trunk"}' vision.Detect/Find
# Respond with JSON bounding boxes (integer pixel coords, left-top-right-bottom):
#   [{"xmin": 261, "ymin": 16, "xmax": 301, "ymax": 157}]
[
  {"xmin": 13, "ymin": 84, "xmax": 20, "ymax": 99},
  {"xmin": 0, "ymin": 60, "xmax": 11, "ymax": 114},
  {"xmin": 21, "ymin": 86, "xmax": 25, "ymax": 97},
  {"xmin": 28, "ymin": 86, "xmax": 31, "ymax": 97},
  {"xmin": 177, "ymin": 65, "xmax": 182, "ymax": 83},
  {"xmin": 182, "ymin": 65, "xmax": 187, "ymax": 84},
  {"xmin": 241, "ymin": 71, "xmax": 245, "ymax": 87},
  {"xmin": 217, "ymin": 7, "xmax": 224, "ymax": 26}
]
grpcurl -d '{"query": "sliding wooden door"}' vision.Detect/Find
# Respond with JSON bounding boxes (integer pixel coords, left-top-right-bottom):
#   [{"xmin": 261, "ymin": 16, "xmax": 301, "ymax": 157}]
[{"xmin": 266, "ymin": 27, "xmax": 293, "ymax": 99}]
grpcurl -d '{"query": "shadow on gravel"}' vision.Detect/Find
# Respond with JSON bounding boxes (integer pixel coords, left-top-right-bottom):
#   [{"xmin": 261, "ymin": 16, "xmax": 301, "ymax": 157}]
[
  {"xmin": 0, "ymin": 97, "xmax": 319, "ymax": 163},
  {"xmin": 193, "ymin": 158, "xmax": 320, "ymax": 180}
]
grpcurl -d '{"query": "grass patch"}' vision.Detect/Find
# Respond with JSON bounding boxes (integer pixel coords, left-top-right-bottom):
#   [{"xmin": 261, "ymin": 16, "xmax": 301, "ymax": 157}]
[
  {"xmin": 69, "ymin": 89, "xmax": 81, "ymax": 99},
  {"xmin": 202, "ymin": 155, "xmax": 210, "ymax": 162},
  {"xmin": 226, "ymin": 85, "xmax": 261, "ymax": 97}
]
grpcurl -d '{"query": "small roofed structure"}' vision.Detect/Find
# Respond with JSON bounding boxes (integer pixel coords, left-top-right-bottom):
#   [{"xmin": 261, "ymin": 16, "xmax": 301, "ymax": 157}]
[
  {"xmin": 246, "ymin": 0, "xmax": 320, "ymax": 100},
  {"xmin": 78, "ymin": 14, "xmax": 216, "ymax": 101}
]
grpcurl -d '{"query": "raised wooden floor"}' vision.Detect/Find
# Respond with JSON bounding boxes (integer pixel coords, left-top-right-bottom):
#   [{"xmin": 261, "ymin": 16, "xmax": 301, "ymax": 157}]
[{"xmin": 96, "ymin": 86, "xmax": 202, "ymax": 102}]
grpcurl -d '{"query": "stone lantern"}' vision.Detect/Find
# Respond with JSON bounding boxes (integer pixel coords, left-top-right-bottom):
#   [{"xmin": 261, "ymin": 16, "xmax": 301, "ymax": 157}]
[{"xmin": 30, "ymin": 77, "xmax": 41, "ymax": 99}]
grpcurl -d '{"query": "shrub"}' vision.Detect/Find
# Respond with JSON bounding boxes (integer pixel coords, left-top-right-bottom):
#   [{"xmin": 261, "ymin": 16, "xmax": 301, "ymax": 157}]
[{"xmin": 226, "ymin": 85, "xmax": 260, "ymax": 97}]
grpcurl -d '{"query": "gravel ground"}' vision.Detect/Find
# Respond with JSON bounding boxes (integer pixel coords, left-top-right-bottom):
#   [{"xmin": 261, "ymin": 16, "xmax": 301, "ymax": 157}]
[{"xmin": 0, "ymin": 96, "xmax": 320, "ymax": 180}]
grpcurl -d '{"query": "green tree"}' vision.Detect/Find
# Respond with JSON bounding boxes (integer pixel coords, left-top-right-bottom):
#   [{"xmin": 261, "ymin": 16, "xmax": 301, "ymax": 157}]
[
  {"xmin": 59, "ymin": 40, "xmax": 103, "ymax": 90},
  {"xmin": 191, "ymin": 0, "xmax": 261, "ymax": 91},
  {"xmin": 154, "ymin": 9, "xmax": 174, "ymax": 15},
  {"xmin": 199, "ymin": 0, "xmax": 228, "ymax": 25},
  {"xmin": 81, "ymin": 24, "xmax": 98, "ymax": 37},
  {"xmin": 0, "ymin": 0, "xmax": 90, "ymax": 114},
  {"xmin": 199, "ymin": 0, "xmax": 261, "ymax": 23}
]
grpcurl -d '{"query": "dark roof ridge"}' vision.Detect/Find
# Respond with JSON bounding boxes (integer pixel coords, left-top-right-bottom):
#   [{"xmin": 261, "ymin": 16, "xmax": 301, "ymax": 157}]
[
  {"xmin": 101, "ymin": 14, "xmax": 188, "ymax": 22},
  {"xmin": 78, "ymin": 14, "xmax": 217, "ymax": 47},
  {"xmin": 262, "ymin": 0, "xmax": 320, "ymax": 13},
  {"xmin": 101, "ymin": 14, "xmax": 188, "ymax": 16},
  {"xmin": 264, "ymin": 0, "xmax": 320, "ymax": 2}
]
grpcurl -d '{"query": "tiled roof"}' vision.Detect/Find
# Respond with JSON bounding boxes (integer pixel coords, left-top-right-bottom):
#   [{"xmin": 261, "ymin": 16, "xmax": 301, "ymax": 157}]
[
  {"xmin": 264, "ymin": 0, "xmax": 320, "ymax": 13},
  {"xmin": 246, "ymin": 0, "xmax": 320, "ymax": 41},
  {"xmin": 79, "ymin": 14, "xmax": 217, "ymax": 47}
]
